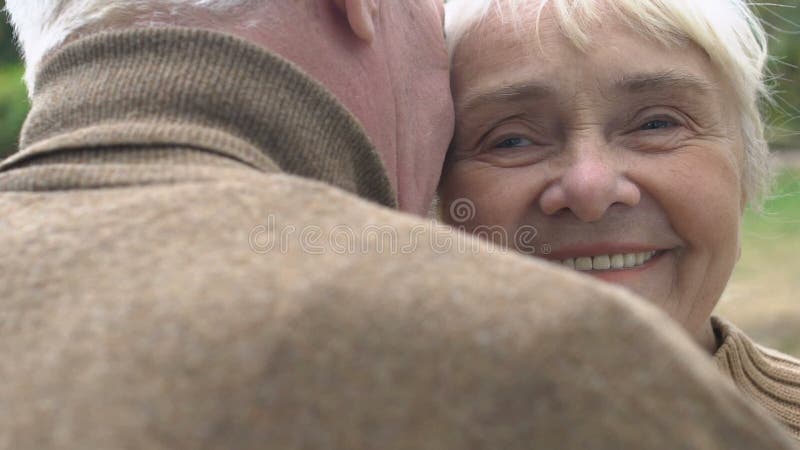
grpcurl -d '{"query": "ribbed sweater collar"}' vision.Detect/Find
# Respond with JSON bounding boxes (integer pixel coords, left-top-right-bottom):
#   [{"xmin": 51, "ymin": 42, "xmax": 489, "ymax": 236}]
[
  {"xmin": 0, "ymin": 27, "xmax": 396, "ymax": 208},
  {"xmin": 712, "ymin": 316, "xmax": 800, "ymax": 440}
]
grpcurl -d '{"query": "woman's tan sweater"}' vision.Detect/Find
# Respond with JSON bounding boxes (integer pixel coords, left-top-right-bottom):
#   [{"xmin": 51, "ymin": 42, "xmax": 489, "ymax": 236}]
[{"xmin": 713, "ymin": 316, "xmax": 800, "ymax": 440}]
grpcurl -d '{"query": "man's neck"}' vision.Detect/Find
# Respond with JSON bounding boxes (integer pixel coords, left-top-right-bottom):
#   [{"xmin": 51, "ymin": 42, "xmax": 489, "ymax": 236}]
[{"xmin": 2, "ymin": 27, "xmax": 397, "ymax": 207}]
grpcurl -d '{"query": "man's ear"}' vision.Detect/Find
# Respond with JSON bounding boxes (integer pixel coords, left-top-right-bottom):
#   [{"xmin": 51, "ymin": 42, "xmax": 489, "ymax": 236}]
[{"xmin": 332, "ymin": 0, "xmax": 378, "ymax": 43}]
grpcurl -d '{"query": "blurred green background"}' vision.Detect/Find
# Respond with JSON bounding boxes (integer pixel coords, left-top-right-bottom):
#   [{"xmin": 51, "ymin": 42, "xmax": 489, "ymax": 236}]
[
  {"xmin": 717, "ymin": 168, "xmax": 800, "ymax": 357},
  {"xmin": 0, "ymin": 1, "xmax": 798, "ymax": 355},
  {"xmin": 754, "ymin": 2, "xmax": 800, "ymax": 148},
  {"xmin": 1, "ymin": 0, "xmax": 27, "ymax": 158}
]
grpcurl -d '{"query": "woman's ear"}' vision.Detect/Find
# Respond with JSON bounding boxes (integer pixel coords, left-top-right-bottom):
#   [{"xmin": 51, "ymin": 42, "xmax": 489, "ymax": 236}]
[{"xmin": 332, "ymin": 0, "xmax": 378, "ymax": 43}]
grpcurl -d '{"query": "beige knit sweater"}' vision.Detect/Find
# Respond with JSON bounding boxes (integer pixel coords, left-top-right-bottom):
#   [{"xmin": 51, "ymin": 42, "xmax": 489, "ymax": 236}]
[{"xmin": 714, "ymin": 316, "xmax": 800, "ymax": 440}]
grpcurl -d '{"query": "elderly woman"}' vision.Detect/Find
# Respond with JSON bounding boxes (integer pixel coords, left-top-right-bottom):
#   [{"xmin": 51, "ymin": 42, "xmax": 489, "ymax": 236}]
[{"xmin": 440, "ymin": 0, "xmax": 800, "ymax": 438}]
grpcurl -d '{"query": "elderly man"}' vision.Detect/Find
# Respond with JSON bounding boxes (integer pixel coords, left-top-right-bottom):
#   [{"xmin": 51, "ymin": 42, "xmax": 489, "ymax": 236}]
[{"xmin": 0, "ymin": 0, "xmax": 795, "ymax": 449}]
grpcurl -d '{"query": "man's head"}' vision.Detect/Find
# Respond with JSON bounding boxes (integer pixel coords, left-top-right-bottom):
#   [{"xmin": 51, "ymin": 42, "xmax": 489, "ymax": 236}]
[{"xmin": 5, "ymin": 0, "xmax": 455, "ymax": 215}]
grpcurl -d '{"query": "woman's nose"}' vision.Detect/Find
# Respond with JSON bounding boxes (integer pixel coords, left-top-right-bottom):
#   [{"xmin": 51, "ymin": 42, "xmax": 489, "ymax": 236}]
[{"xmin": 539, "ymin": 145, "xmax": 640, "ymax": 222}]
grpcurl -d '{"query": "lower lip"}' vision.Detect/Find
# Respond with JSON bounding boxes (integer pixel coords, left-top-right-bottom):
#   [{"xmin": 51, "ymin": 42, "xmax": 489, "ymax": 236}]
[{"xmin": 577, "ymin": 250, "xmax": 667, "ymax": 283}]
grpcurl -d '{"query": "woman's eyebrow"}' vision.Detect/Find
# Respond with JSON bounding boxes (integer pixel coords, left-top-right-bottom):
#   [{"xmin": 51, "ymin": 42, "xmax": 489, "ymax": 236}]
[
  {"xmin": 458, "ymin": 71, "xmax": 716, "ymax": 115},
  {"xmin": 615, "ymin": 71, "xmax": 716, "ymax": 96},
  {"xmin": 458, "ymin": 81, "xmax": 554, "ymax": 114}
]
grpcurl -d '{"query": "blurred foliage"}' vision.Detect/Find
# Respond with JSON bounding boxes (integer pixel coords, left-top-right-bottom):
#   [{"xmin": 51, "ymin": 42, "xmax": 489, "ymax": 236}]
[
  {"xmin": 1, "ymin": 0, "xmax": 27, "ymax": 159},
  {"xmin": 0, "ymin": 63, "xmax": 26, "ymax": 157},
  {"xmin": 755, "ymin": 1, "xmax": 800, "ymax": 148},
  {"xmin": 0, "ymin": 0, "xmax": 18, "ymax": 65}
]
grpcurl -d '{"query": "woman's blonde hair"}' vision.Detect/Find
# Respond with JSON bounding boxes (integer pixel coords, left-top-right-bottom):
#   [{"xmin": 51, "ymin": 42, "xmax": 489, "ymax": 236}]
[{"xmin": 445, "ymin": 0, "xmax": 772, "ymax": 207}]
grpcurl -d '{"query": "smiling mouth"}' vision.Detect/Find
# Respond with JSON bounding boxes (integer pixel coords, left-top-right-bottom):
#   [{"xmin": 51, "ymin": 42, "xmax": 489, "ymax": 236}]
[{"xmin": 561, "ymin": 250, "xmax": 661, "ymax": 272}]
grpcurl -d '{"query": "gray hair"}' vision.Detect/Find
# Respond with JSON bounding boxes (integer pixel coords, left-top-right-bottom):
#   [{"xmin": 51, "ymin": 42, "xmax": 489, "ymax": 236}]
[
  {"xmin": 5, "ymin": 0, "xmax": 260, "ymax": 93},
  {"xmin": 445, "ymin": 0, "xmax": 773, "ymax": 207}
]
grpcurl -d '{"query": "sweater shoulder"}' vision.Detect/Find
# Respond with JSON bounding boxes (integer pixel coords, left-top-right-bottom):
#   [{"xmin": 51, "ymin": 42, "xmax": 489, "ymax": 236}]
[{"xmin": 712, "ymin": 315, "xmax": 800, "ymax": 439}]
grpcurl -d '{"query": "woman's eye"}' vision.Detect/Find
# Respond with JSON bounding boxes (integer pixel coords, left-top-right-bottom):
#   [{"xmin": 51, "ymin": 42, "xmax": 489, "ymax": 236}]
[
  {"xmin": 495, "ymin": 137, "xmax": 533, "ymax": 148},
  {"xmin": 640, "ymin": 119, "xmax": 676, "ymax": 131}
]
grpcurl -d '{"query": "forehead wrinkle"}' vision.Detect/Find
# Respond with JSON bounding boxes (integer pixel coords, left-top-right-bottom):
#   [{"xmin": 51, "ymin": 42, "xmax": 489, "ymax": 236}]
[
  {"xmin": 615, "ymin": 70, "xmax": 717, "ymax": 97},
  {"xmin": 457, "ymin": 81, "xmax": 554, "ymax": 115}
]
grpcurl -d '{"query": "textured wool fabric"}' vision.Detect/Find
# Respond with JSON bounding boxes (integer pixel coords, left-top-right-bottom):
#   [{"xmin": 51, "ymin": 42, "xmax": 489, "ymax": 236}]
[
  {"xmin": 0, "ymin": 28, "xmax": 797, "ymax": 449},
  {"xmin": 714, "ymin": 316, "xmax": 800, "ymax": 440}
]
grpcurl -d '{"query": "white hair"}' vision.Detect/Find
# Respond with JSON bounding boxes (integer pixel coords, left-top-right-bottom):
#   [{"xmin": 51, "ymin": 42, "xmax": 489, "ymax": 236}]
[
  {"xmin": 4, "ymin": 0, "xmax": 258, "ymax": 93},
  {"xmin": 445, "ymin": 0, "xmax": 772, "ymax": 207}
]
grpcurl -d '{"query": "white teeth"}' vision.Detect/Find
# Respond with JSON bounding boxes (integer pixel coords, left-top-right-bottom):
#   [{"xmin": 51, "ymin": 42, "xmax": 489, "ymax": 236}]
[
  {"xmin": 611, "ymin": 254, "xmax": 625, "ymax": 269},
  {"xmin": 561, "ymin": 251, "xmax": 659, "ymax": 272},
  {"xmin": 575, "ymin": 257, "xmax": 593, "ymax": 271},
  {"xmin": 624, "ymin": 253, "xmax": 637, "ymax": 268},
  {"xmin": 592, "ymin": 255, "xmax": 611, "ymax": 270}
]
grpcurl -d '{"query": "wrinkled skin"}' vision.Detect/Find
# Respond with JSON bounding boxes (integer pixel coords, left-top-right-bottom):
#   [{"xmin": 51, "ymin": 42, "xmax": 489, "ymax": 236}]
[{"xmin": 441, "ymin": 4, "xmax": 745, "ymax": 351}]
